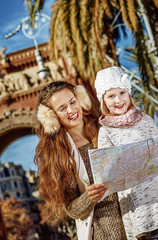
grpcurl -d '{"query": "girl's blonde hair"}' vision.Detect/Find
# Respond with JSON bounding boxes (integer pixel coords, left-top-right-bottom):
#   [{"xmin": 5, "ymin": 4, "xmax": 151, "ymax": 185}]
[{"xmin": 100, "ymin": 94, "xmax": 136, "ymax": 115}]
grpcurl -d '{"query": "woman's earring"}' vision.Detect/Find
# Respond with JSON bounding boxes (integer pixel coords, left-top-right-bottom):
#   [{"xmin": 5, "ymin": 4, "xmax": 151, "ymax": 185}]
[
  {"xmin": 37, "ymin": 104, "xmax": 60, "ymax": 134},
  {"xmin": 74, "ymin": 85, "xmax": 92, "ymax": 111}
]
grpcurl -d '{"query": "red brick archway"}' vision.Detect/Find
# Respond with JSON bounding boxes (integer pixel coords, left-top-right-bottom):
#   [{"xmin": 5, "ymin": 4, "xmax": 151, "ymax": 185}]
[{"xmin": 0, "ymin": 127, "xmax": 33, "ymax": 155}]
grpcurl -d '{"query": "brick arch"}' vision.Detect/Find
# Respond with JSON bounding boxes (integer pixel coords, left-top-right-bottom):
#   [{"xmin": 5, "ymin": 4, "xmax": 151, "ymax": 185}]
[
  {"xmin": 0, "ymin": 108, "xmax": 37, "ymax": 154},
  {"xmin": 0, "ymin": 127, "xmax": 34, "ymax": 155}
]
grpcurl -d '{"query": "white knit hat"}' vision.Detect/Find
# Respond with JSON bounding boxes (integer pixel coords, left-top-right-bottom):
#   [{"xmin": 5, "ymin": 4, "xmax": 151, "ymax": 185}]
[{"xmin": 94, "ymin": 67, "xmax": 131, "ymax": 102}]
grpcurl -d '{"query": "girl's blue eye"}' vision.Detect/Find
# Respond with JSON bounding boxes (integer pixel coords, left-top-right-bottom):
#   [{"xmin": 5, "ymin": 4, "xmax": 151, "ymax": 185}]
[{"xmin": 108, "ymin": 95, "xmax": 114, "ymax": 98}]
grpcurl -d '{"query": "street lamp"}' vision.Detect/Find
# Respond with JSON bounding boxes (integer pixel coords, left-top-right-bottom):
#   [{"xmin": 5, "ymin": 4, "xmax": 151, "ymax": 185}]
[{"xmin": 4, "ymin": 13, "xmax": 51, "ymax": 79}]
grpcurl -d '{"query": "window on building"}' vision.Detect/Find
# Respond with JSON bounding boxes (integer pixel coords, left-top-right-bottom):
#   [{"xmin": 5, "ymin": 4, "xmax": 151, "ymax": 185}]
[
  {"xmin": 16, "ymin": 192, "xmax": 21, "ymax": 198},
  {"xmin": 11, "ymin": 170, "xmax": 15, "ymax": 176},
  {"xmin": 2, "ymin": 183, "xmax": 7, "ymax": 191},
  {"xmin": 22, "ymin": 193, "xmax": 26, "ymax": 198},
  {"xmin": 4, "ymin": 168, "xmax": 10, "ymax": 177},
  {"xmin": 0, "ymin": 172, "xmax": 3, "ymax": 178},
  {"xmin": 4, "ymin": 193, "xmax": 10, "ymax": 199},
  {"xmin": 14, "ymin": 181, "xmax": 18, "ymax": 188}
]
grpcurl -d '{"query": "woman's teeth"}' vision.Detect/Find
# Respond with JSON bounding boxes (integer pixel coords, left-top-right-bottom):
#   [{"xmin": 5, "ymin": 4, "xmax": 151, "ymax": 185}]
[{"xmin": 69, "ymin": 113, "xmax": 78, "ymax": 120}]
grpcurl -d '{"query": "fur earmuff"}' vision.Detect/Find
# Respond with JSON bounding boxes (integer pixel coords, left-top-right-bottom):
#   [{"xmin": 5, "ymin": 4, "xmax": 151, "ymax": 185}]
[
  {"xmin": 37, "ymin": 104, "xmax": 60, "ymax": 134},
  {"xmin": 74, "ymin": 85, "xmax": 92, "ymax": 111}
]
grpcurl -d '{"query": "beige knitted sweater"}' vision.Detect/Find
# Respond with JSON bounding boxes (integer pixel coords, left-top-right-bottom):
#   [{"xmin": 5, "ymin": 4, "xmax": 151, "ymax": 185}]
[{"xmin": 64, "ymin": 143, "xmax": 127, "ymax": 240}]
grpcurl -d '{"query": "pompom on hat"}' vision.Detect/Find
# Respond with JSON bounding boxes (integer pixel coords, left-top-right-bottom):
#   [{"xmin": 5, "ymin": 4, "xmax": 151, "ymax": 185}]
[{"xmin": 94, "ymin": 66, "xmax": 131, "ymax": 102}]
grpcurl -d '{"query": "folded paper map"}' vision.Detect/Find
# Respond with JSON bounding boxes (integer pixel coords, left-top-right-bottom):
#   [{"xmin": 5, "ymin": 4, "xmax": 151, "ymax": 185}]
[{"xmin": 88, "ymin": 136, "xmax": 158, "ymax": 197}]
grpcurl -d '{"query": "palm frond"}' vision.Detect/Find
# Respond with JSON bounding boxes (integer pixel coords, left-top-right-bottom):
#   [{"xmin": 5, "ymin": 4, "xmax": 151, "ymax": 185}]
[
  {"xmin": 101, "ymin": 0, "xmax": 113, "ymax": 18},
  {"xmin": 49, "ymin": 3, "xmax": 62, "ymax": 61},
  {"xmin": 119, "ymin": 0, "xmax": 133, "ymax": 30},
  {"xmin": 79, "ymin": 0, "xmax": 89, "ymax": 42},
  {"xmin": 127, "ymin": 0, "xmax": 138, "ymax": 33},
  {"xmin": 69, "ymin": 0, "xmax": 87, "ymax": 78},
  {"xmin": 24, "ymin": 0, "xmax": 44, "ymax": 28},
  {"xmin": 60, "ymin": 0, "xmax": 74, "ymax": 45}
]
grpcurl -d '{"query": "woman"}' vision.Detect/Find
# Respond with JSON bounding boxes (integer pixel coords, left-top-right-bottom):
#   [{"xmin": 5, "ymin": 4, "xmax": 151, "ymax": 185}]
[{"xmin": 35, "ymin": 81, "xmax": 127, "ymax": 240}]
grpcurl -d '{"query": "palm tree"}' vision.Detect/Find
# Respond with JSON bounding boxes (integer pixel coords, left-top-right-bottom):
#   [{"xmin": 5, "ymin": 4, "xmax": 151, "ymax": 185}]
[
  {"xmin": 25, "ymin": 0, "xmax": 158, "ymax": 88},
  {"xmin": 25, "ymin": 0, "xmax": 122, "ymax": 85},
  {"xmin": 48, "ymin": 0, "xmax": 122, "ymax": 85}
]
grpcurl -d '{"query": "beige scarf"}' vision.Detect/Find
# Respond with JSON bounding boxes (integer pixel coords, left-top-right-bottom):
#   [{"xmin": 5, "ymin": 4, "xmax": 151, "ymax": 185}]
[{"xmin": 99, "ymin": 108, "xmax": 144, "ymax": 128}]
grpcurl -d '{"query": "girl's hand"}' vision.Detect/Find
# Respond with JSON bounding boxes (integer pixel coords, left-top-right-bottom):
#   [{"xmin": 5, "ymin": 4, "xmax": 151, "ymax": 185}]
[{"xmin": 86, "ymin": 183, "xmax": 108, "ymax": 203}]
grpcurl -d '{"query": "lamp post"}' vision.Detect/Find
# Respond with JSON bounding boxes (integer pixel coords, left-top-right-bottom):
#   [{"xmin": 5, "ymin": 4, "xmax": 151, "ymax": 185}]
[{"xmin": 4, "ymin": 12, "xmax": 51, "ymax": 79}]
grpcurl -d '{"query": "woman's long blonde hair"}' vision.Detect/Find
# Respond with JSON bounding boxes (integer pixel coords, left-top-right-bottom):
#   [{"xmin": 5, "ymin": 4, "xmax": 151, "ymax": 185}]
[{"xmin": 35, "ymin": 81, "xmax": 99, "ymax": 225}]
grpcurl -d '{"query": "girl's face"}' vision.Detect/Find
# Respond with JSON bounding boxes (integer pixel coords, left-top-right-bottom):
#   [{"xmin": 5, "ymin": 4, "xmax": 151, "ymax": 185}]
[
  {"xmin": 103, "ymin": 88, "xmax": 131, "ymax": 115},
  {"xmin": 50, "ymin": 88, "xmax": 83, "ymax": 131}
]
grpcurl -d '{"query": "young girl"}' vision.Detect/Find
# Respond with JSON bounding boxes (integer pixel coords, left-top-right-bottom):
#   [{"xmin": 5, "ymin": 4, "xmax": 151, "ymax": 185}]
[{"xmin": 94, "ymin": 66, "xmax": 158, "ymax": 240}]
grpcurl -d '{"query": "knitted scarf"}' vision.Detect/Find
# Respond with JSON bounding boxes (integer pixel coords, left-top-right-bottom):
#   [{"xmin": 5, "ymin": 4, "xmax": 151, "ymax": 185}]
[{"xmin": 99, "ymin": 108, "xmax": 145, "ymax": 128}]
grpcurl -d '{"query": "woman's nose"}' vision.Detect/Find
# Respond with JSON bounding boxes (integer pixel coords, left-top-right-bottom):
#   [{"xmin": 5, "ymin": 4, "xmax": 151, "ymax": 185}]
[{"xmin": 67, "ymin": 105, "xmax": 73, "ymax": 113}]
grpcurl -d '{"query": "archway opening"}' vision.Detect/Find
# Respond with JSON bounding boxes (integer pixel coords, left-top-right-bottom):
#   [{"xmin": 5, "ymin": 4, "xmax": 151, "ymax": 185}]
[
  {"xmin": 0, "ymin": 127, "xmax": 35, "ymax": 155},
  {"xmin": 0, "ymin": 135, "xmax": 39, "ymax": 171}
]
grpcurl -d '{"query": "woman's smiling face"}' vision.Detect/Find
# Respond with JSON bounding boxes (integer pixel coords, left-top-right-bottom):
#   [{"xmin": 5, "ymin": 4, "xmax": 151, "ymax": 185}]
[
  {"xmin": 103, "ymin": 88, "xmax": 131, "ymax": 115},
  {"xmin": 50, "ymin": 88, "xmax": 83, "ymax": 130}
]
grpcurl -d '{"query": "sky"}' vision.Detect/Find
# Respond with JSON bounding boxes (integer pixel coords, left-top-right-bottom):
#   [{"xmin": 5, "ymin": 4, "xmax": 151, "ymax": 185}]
[
  {"xmin": 1, "ymin": 135, "xmax": 39, "ymax": 171},
  {"xmin": 0, "ymin": 0, "xmax": 53, "ymax": 54},
  {"xmin": 0, "ymin": 0, "xmax": 137, "ymax": 172}
]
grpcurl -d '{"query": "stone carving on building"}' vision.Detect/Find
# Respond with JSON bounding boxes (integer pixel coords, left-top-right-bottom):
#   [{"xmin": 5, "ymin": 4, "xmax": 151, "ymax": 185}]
[
  {"xmin": 0, "ymin": 108, "xmax": 37, "ymax": 133},
  {"xmin": 0, "ymin": 47, "xmax": 8, "ymax": 65},
  {"xmin": 0, "ymin": 53, "xmax": 76, "ymax": 98},
  {"xmin": 0, "ymin": 74, "xmax": 44, "ymax": 97}
]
